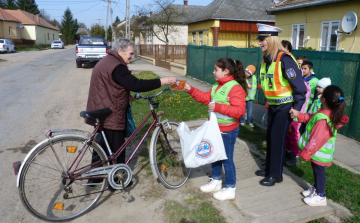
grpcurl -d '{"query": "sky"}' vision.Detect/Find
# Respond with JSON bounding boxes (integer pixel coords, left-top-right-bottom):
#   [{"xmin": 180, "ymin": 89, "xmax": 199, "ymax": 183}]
[{"xmin": 37, "ymin": 0, "xmax": 214, "ymax": 29}]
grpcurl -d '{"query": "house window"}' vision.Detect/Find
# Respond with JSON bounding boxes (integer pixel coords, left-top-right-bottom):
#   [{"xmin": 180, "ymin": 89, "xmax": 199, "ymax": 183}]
[
  {"xmin": 199, "ymin": 32, "xmax": 203, "ymax": 46},
  {"xmin": 320, "ymin": 21, "xmax": 340, "ymax": 51},
  {"xmin": 47, "ymin": 33, "xmax": 50, "ymax": 40},
  {"xmin": 53, "ymin": 34, "xmax": 55, "ymax": 40},
  {"xmin": 192, "ymin": 32, "xmax": 196, "ymax": 45},
  {"xmin": 291, "ymin": 24, "xmax": 306, "ymax": 49},
  {"xmin": 9, "ymin": 27, "xmax": 12, "ymax": 36}
]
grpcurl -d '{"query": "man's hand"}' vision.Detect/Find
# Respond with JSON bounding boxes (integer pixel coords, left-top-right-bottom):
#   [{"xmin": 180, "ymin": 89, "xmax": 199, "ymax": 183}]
[
  {"xmin": 208, "ymin": 102, "xmax": 215, "ymax": 112},
  {"xmin": 160, "ymin": 77, "xmax": 177, "ymax": 86},
  {"xmin": 289, "ymin": 107, "xmax": 300, "ymax": 119}
]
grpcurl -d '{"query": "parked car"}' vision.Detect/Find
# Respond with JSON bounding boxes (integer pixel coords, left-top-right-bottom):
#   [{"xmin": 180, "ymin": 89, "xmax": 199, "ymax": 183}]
[
  {"xmin": 75, "ymin": 36, "xmax": 107, "ymax": 68},
  {"xmin": 51, "ymin": 40, "xmax": 64, "ymax": 49},
  {"xmin": 0, "ymin": 39, "xmax": 16, "ymax": 53}
]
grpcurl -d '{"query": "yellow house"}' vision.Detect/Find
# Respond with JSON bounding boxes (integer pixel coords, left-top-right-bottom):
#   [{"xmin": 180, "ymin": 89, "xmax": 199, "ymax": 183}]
[
  {"xmin": 5, "ymin": 9, "xmax": 59, "ymax": 45},
  {"xmin": 267, "ymin": 0, "xmax": 360, "ymax": 53},
  {"xmin": 0, "ymin": 7, "xmax": 21, "ymax": 40},
  {"xmin": 186, "ymin": 0, "xmax": 275, "ymax": 47}
]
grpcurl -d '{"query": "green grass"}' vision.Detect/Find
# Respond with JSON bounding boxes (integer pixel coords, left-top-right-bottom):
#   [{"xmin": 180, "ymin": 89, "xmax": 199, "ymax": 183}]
[
  {"xmin": 15, "ymin": 44, "xmax": 51, "ymax": 52},
  {"xmin": 164, "ymin": 194, "xmax": 226, "ymax": 223},
  {"xmin": 131, "ymin": 71, "xmax": 208, "ymax": 125},
  {"xmin": 0, "ymin": 59, "xmax": 6, "ymax": 62}
]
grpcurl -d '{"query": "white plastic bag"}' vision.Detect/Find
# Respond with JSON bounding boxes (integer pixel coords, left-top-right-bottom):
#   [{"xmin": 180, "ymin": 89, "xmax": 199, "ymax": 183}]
[{"xmin": 176, "ymin": 112, "xmax": 227, "ymax": 168}]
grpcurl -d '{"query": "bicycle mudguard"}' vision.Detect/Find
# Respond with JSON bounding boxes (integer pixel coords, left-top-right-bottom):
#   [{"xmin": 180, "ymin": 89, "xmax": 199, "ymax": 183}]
[
  {"xmin": 16, "ymin": 134, "xmax": 104, "ymax": 187},
  {"xmin": 149, "ymin": 119, "xmax": 170, "ymax": 180}
]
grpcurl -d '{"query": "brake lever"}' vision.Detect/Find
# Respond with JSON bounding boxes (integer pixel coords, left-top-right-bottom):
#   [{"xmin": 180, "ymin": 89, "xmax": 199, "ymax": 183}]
[{"xmin": 167, "ymin": 87, "xmax": 176, "ymax": 96}]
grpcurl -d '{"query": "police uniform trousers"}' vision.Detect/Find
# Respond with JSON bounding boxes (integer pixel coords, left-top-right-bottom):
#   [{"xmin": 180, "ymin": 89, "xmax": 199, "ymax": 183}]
[{"xmin": 265, "ymin": 103, "xmax": 292, "ymax": 178}]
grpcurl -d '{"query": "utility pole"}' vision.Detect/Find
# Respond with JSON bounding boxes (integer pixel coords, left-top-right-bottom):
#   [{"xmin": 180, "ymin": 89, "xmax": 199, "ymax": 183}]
[
  {"xmin": 104, "ymin": 0, "xmax": 114, "ymax": 43},
  {"xmin": 126, "ymin": 0, "xmax": 130, "ymax": 39}
]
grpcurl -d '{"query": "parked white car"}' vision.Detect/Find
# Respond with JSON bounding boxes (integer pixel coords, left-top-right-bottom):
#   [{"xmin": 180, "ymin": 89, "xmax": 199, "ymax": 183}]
[
  {"xmin": 0, "ymin": 39, "xmax": 16, "ymax": 53},
  {"xmin": 51, "ymin": 40, "xmax": 64, "ymax": 49}
]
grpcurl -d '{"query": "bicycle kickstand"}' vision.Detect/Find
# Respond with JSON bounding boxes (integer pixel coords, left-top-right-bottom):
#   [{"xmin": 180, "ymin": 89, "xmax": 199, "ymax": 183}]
[{"xmin": 120, "ymin": 177, "xmax": 132, "ymax": 202}]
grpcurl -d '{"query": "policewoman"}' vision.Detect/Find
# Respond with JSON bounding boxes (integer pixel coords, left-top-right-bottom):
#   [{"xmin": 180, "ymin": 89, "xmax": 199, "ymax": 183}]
[{"xmin": 255, "ymin": 24, "xmax": 307, "ymax": 186}]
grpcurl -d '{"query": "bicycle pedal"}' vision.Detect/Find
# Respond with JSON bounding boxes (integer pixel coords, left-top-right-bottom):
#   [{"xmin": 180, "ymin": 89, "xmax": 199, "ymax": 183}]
[{"xmin": 122, "ymin": 193, "xmax": 132, "ymax": 202}]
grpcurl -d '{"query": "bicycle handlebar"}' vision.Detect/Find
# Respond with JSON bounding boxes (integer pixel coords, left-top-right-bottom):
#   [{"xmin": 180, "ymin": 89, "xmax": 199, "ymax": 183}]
[{"xmin": 133, "ymin": 87, "xmax": 175, "ymax": 100}]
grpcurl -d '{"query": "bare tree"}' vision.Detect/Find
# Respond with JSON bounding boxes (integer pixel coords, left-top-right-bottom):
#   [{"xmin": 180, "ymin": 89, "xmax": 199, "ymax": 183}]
[{"xmin": 135, "ymin": 0, "xmax": 187, "ymax": 45}]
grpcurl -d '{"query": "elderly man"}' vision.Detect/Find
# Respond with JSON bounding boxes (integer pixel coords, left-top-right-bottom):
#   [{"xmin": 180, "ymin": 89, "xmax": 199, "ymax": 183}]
[{"xmin": 85, "ymin": 38, "xmax": 176, "ymax": 167}]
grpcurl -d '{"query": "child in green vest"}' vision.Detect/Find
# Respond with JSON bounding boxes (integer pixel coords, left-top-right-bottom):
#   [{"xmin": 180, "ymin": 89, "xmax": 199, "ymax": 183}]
[
  {"xmin": 308, "ymin": 78, "xmax": 331, "ymax": 114},
  {"xmin": 183, "ymin": 57, "xmax": 247, "ymax": 201},
  {"xmin": 240, "ymin": 65, "xmax": 257, "ymax": 127},
  {"xmin": 290, "ymin": 85, "xmax": 348, "ymax": 206},
  {"xmin": 301, "ymin": 61, "xmax": 319, "ymax": 111}
]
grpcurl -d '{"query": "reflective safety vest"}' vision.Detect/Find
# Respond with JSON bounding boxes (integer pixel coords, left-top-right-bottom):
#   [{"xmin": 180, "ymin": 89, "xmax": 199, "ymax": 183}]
[
  {"xmin": 308, "ymin": 98, "xmax": 322, "ymax": 114},
  {"xmin": 298, "ymin": 112, "xmax": 337, "ymax": 164},
  {"xmin": 260, "ymin": 52, "xmax": 295, "ymax": 105},
  {"xmin": 306, "ymin": 77, "xmax": 319, "ymax": 110},
  {"xmin": 245, "ymin": 75, "xmax": 257, "ymax": 101},
  {"xmin": 211, "ymin": 80, "xmax": 240, "ymax": 124}
]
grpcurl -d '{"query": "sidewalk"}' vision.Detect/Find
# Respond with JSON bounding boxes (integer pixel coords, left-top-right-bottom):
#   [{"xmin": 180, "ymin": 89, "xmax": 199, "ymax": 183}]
[{"xmin": 129, "ymin": 58, "xmax": 360, "ymax": 175}]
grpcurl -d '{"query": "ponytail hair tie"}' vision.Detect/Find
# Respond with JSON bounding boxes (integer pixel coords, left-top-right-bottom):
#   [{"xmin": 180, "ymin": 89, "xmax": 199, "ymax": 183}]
[{"xmin": 339, "ymin": 97, "xmax": 344, "ymax": 101}]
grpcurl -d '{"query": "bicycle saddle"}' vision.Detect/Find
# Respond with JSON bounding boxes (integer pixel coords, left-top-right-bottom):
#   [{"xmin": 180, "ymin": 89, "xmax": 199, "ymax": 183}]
[{"xmin": 80, "ymin": 108, "xmax": 112, "ymax": 119}]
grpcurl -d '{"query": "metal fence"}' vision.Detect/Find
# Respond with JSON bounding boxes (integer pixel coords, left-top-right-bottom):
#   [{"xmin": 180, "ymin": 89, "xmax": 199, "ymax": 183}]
[
  {"xmin": 186, "ymin": 44, "xmax": 360, "ymax": 140},
  {"xmin": 139, "ymin": 44, "xmax": 187, "ymax": 66}
]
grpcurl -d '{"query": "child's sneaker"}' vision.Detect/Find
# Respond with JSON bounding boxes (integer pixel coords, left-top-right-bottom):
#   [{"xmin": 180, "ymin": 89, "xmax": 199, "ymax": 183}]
[
  {"xmin": 240, "ymin": 123, "xmax": 245, "ymax": 126},
  {"xmin": 302, "ymin": 186, "xmax": 316, "ymax": 197},
  {"xmin": 249, "ymin": 123, "xmax": 254, "ymax": 128},
  {"xmin": 303, "ymin": 194, "xmax": 327, "ymax": 206},
  {"xmin": 286, "ymin": 154, "xmax": 299, "ymax": 166},
  {"xmin": 200, "ymin": 178, "xmax": 222, "ymax": 193},
  {"xmin": 213, "ymin": 187, "xmax": 236, "ymax": 201}
]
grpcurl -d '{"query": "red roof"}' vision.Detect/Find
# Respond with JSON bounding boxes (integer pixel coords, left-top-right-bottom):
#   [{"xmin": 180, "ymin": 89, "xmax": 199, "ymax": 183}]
[
  {"xmin": 5, "ymin": 9, "xmax": 59, "ymax": 31},
  {"xmin": 0, "ymin": 7, "xmax": 20, "ymax": 22}
]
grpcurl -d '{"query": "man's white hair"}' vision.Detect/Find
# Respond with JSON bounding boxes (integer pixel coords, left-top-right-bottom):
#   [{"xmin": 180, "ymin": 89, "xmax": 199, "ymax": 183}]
[{"xmin": 111, "ymin": 38, "xmax": 135, "ymax": 52}]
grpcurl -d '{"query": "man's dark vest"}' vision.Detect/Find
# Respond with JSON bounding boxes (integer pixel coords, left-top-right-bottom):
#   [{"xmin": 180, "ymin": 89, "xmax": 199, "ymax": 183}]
[{"xmin": 85, "ymin": 50, "xmax": 129, "ymax": 130}]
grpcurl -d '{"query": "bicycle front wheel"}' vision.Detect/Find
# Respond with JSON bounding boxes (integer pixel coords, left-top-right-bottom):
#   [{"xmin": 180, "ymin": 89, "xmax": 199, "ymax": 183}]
[
  {"xmin": 152, "ymin": 122, "xmax": 191, "ymax": 189},
  {"xmin": 18, "ymin": 135, "xmax": 108, "ymax": 222}
]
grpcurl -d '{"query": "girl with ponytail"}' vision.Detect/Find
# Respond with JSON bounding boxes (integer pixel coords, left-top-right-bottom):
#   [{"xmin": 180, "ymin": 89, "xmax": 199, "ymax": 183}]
[
  {"xmin": 182, "ymin": 57, "xmax": 246, "ymax": 201},
  {"xmin": 291, "ymin": 85, "xmax": 349, "ymax": 207}
]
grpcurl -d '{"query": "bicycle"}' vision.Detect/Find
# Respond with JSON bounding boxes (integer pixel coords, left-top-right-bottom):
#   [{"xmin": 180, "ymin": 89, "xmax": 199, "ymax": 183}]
[{"xmin": 15, "ymin": 87, "xmax": 191, "ymax": 222}]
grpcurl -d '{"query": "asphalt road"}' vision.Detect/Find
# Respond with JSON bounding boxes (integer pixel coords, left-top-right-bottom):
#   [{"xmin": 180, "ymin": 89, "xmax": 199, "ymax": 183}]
[{"xmin": 0, "ymin": 46, "xmax": 97, "ymax": 222}]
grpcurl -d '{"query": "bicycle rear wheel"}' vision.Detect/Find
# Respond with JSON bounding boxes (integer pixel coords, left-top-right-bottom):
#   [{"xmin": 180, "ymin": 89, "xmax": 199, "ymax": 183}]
[
  {"xmin": 152, "ymin": 122, "xmax": 191, "ymax": 189},
  {"xmin": 18, "ymin": 135, "xmax": 108, "ymax": 222}
]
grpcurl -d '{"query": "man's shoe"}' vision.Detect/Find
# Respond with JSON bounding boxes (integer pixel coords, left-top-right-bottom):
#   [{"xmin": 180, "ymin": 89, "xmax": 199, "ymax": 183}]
[
  {"xmin": 240, "ymin": 123, "xmax": 245, "ymax": 126},
  {"xmin": 303, "ymin": 194, "xmax": 327, "ymax": 206},
  {"xmin": 249, "ymin": 123, "xmax": 254, "ymax": 128},
  {"xmin": 302, "ymin": 186, "xmax": 316, "ymax": 197},
  {"xmin": 213, "ymin": 187, "xmax": 236, "ymax": 201},
  {"xmin": 255, "ymin": 169, "xmax": 267, "ymax": 177},
  {"xmin": 259, "ymin": 176, "xmax": 283, "ymax": 186},
  {"xmin": 86, "ymin": 179, "xmax": 103, "ymax": 187},
  {"xmin": 286, "ymin": 154, "xmax": 299, "ymax": 166},
  {"xmin": 200, "ymin": 178, "xmax": 222, "ymax": 193}
]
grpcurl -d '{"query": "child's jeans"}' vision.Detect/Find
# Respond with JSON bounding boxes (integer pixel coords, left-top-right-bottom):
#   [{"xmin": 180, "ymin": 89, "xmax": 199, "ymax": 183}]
[
  {"xmin": 240, "ymin": 100, "xmax": 253, "ymax": 124},
  {"xmin": 285, "ymin": 121, "xmax": 301, "ymax": 156},
  {"xmin": 211, "ymin": 126, "xmax": 239, "ymax": 188},
  {"xmin": 312, "ymin": 162, "xmax": 326, "ymax": 194}
]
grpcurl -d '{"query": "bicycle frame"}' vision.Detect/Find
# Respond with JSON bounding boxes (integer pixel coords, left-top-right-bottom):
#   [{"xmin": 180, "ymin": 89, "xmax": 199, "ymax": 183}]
[{"xmin": 65, "ymin": 95, "xmax": 171, "ymax": 180}]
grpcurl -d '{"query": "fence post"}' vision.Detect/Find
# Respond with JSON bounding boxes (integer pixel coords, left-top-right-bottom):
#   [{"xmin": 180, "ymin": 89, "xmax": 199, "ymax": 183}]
[
  {"xmin": 203, "ymin": 45, "xmax": 207, "ymax": 80},
  {"xmin": 348, "ymin": 61, "xmax": 360, "ymax": 139},
  {"xmin": 172, "ymin": 45, "xmax": 175, "ymax": 62}
]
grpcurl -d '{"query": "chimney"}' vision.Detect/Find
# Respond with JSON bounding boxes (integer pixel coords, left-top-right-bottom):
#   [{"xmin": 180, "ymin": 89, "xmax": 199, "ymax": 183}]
[
  {"xmin": 36, "ymin": 14, "xmax": 40, "ymax": 23},
  {"xmin": 184, "ymin": 0, "xmax": 188, "ymax": 5},
  {"xmin": 150, "ymin": 11, "xmax": 153, "ymax": 17}
]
